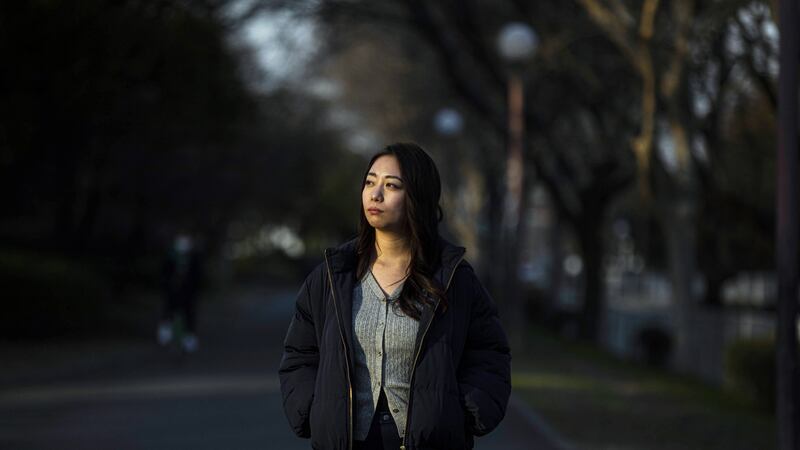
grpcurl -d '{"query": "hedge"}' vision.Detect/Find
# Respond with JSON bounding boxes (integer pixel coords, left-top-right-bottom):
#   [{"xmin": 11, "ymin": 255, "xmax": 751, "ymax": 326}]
[
  {"xmin": 0, "ymin": 250, "xmax": 111, "ymax": 338},
  {"xmin": 724, "ymin": 337, "xmax": 783, "ymax": 412}
]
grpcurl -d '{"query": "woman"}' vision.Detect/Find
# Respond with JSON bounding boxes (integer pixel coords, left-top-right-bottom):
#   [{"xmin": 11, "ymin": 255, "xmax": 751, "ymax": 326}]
[{"xmin": 279, "ymin": 143, "xmax": 511, "ymax": 450}]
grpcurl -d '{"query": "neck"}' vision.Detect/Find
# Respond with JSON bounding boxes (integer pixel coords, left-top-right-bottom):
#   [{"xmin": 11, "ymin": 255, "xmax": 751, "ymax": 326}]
[{"xmin": 373, "ymin": 229, "xmax": 410, "ymax": 264}]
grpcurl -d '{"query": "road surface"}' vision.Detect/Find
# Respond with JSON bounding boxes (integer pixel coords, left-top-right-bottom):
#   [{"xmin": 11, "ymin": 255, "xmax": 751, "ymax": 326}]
[{"xmin": 0, "ymin": 284, "xmax": 567, "ymax": 449}]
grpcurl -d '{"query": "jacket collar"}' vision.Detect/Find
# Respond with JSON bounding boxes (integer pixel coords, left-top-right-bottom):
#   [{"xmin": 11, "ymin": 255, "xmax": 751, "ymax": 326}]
[
  {"xmin": 323, "ymin": 238, "xmax": 358, "ymax": 274},
  {"xmin": 324, "ymin": 236, "xmax": 466, "ymax": 289},
  {"xmin": 434, "ymin": 237, "xmax": 467, "ymax": 291}
]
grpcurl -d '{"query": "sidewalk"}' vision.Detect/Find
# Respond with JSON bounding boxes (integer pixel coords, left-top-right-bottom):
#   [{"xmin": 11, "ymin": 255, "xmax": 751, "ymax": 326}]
[{"xmin": 0, "ymin": 338, "xmax": 154, "ymax": 387}]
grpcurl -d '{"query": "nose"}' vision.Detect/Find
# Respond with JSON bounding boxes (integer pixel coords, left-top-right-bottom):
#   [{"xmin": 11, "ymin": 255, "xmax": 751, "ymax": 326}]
[{"xmin": 369, "ymin": 184, "xmax": 383, "ymax": 201}]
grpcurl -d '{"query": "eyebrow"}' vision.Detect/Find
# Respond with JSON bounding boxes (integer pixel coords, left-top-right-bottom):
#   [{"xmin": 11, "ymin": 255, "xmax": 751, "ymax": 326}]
[{"xmin": 367, "ymin": 172, "xmax": 404, "ymax": 183}]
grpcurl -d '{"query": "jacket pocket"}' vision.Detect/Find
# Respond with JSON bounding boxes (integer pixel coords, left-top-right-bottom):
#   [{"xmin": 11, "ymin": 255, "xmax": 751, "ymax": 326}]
[{"xmin": 445, "ymin": 391, "xmax": 469, "ymax": 448}]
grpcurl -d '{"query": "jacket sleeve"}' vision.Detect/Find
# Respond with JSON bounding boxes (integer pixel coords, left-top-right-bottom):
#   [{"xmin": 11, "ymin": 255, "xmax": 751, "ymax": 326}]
[
  {"xmin": 457, "ymin": 268, "xmax": 512, "ymax": 436},
  {"xmin": 278, "ymin": 273, "xmax": 320, "ymax": 438}
]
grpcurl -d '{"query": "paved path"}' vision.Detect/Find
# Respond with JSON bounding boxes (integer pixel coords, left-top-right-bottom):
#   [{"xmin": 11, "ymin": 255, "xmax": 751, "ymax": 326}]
[{"xmin": 0, "ymin": 284, "xmax": 567, "ymax": 449}]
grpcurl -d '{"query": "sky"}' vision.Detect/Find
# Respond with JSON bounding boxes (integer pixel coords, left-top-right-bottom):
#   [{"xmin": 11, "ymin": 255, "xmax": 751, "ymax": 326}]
[
  {"xmin": 236, "ymin": 5, "xmax": 319, "ymax": 91},
  {"xmin": 231, "ymin": 3, "xmax": 384, "ymax": 153}
]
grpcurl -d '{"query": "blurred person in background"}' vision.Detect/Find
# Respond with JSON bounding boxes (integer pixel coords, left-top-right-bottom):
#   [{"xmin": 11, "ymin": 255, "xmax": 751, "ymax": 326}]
[
  {"xmin": 279, "ymin": 143, "xmax": 511, "ymax": 450},
  {"xmin": 158, "ymin": 232, "xmax": 204, "ymax": 353}
]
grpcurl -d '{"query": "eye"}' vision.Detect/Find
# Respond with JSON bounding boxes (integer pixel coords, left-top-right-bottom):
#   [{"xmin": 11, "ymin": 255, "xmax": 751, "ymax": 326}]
[
  {"xmin": 364, "ymin": 179, "xmax": 375, "ymax": 187},
  {"xmin": 386, "ymin": 183, "xmax": 402, "ymax": 190}
]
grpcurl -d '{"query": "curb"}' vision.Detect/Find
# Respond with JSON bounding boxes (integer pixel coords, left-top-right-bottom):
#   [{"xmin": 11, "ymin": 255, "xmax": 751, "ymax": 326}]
[{"xmin": 509, "ymin": 394, "xmax": 575, "ymax": 450}]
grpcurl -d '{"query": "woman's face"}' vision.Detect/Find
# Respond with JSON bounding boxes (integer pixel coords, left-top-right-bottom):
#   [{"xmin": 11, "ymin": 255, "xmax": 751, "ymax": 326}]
[{"xmin": 362, "ymin": 155, "xmax": 406, "ymax": 233}]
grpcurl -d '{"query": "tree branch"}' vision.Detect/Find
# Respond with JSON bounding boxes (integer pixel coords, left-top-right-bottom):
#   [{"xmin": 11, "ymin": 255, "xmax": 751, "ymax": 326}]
[
  {"xmin": 576, "ymin": 0, "xmax": 637, "ymax": 62},
  {"xmin": 404, "ymin": 0, "xmax": 506, "ymax": 135},
  {"xmin": 449, "ymin": 0, "xmax": 506, "ymax": 91}
]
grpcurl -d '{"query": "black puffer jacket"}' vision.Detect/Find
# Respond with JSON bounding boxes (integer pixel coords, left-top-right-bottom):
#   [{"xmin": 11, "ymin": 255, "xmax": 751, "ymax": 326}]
[{"xmin": 278, "ymin": 239, "xmax": 511, "ymax": 450}]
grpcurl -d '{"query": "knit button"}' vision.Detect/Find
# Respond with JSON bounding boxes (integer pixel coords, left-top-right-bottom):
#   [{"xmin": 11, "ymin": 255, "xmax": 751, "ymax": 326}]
[{"xmin": 392, "ymin": 408, "xmax": 399, "ymax": 413}]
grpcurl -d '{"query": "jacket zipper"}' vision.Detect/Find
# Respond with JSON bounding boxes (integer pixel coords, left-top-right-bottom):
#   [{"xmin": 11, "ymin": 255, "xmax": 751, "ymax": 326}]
[
  {"xmin": 400, "ymin": 255, "xmax": 464, "ymax": 450},
  {"xmin": 324, "ymin": 251, "xmax": 353, "ymax": 450}
]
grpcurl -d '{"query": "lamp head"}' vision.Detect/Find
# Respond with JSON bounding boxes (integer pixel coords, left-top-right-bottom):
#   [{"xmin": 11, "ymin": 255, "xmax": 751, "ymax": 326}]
[{"xmin": 497, "ymin": 22, "xmax": 539, "ymax": 62}]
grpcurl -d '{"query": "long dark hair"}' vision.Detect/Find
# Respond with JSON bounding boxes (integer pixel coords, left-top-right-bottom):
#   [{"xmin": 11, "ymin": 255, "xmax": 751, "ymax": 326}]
[{"xmin": 356, "ymin": 142, "xmax": 446, "ymax": 320}]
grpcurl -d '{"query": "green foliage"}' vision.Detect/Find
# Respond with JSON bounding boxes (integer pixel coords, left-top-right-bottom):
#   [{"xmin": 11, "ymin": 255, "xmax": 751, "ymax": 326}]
[
  {"xmin": 697, "ymin": 95, "xmax": 776, "ymax": 295},
  {"xmin": 0, "ymin": 250, "xmax": 111, "ymax": 338},
  {"xmin": 0, "ymin": 0, "xmax": 360, "ymax": 282},
  {"xmin": 0, "ymin": 0, "xmax": 255, "ymax": 248},
  {"xmin": 725, "ymin": 338, "xmax": 779, "ymax": 412}
]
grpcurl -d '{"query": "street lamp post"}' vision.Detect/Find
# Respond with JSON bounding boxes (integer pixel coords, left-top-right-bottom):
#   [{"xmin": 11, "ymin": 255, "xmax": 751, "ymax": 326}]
[
  {"xmin": 497, "ymin": 22, "xmax": 538, "ymax": 350},
  {"xmin": 776, "ymin": 0, "xmax": 799, "ymax": 448},
  {"xmin": 497, "ymin": 23, "xmax": 538, "ymax": 233}
]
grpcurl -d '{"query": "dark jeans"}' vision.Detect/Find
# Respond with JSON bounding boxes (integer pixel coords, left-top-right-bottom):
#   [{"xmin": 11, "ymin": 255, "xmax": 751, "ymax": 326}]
[
  {"xmin": 354, "ymin": 390, "xmax": 401, "ymax": 450},
  {"xmin": 163, "ymin": 291, "xmax": 197, "ymax": 333}
]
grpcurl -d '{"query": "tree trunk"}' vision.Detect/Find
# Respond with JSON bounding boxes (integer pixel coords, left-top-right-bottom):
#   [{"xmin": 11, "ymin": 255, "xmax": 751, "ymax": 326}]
[
  {"xmin": 479, "ymin": 161, "xmax": 505, "ymax": 297},
  {"xmin": 576, "ymin": 211, "xmax": 605, "ymax": 342},
  {"xmin": 75, "ymin": 174, "xmax": 103, "ymax": 251},
  {"xmin": 74, "ymin": 143, "xmax": 111, "ymax": 251},
  {"xmin": 660, "ymin": 196, "xmax": 698, "ymax": 373},
  {"xmin": 54, "ymin": 147, "xmax": 79, "ymax": 252},
  {"xmin": 546, "ymin": 214, "xmax": 563, "ymax": 323},
  {"xmin": 702, "ymin": 273, "xmax": 724, "ymax": 307}
]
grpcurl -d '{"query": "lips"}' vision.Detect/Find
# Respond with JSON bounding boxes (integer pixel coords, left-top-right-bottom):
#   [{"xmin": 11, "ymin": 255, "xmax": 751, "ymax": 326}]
[{"xmin": 367, "ymin": 207, "xmax": 383, "ymax": 214}]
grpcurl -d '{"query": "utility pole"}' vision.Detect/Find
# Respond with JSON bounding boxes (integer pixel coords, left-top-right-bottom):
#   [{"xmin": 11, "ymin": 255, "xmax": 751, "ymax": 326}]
[{"xmin": 776, "ymin": 0, "xmax": 799, "ymax": 448}]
